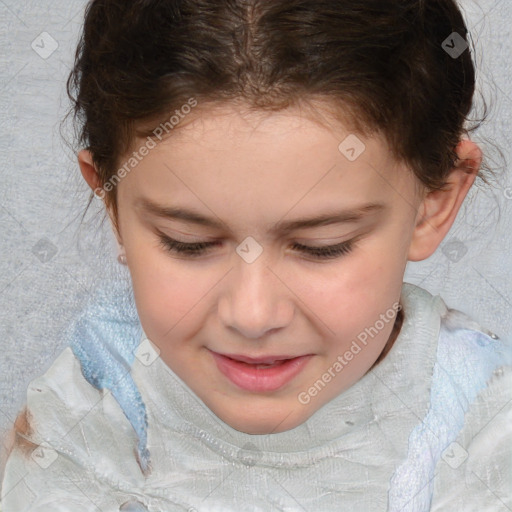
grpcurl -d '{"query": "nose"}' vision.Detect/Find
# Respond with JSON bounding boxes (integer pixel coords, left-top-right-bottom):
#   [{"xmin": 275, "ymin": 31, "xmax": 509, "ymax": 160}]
[{"xmin": 218, "ymin": 254, "xmax": 294, "ymax": 339}]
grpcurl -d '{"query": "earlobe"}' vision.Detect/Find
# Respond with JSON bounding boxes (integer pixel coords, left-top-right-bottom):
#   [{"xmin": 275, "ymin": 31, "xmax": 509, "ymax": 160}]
[{"xmin": 407, "ymin": 139, "xmax": 482, "ymax": 262}]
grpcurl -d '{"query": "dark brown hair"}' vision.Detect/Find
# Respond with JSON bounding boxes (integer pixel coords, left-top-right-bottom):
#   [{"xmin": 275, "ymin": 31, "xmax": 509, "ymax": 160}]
[{"xmin": 64, "ymin": 0, "xmax": 498, "ymax": 234}]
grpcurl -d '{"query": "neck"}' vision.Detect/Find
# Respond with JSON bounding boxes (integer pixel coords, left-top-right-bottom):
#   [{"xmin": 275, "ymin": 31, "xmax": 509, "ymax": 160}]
[{"xmin": 368, "ymin": 304, "xmax": 404, "ymax": 371}]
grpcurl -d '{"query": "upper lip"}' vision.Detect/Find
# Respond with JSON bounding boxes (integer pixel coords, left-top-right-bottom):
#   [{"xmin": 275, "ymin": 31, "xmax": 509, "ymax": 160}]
[{"xmin": 211, "ymin": 351, "xmax": 307, "ymax": 365}]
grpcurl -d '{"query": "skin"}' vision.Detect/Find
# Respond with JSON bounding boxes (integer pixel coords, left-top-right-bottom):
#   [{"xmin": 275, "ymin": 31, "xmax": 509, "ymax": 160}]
[{"xmin": 79, "ymin": 101, "xmax": 482, "ymax": 435}]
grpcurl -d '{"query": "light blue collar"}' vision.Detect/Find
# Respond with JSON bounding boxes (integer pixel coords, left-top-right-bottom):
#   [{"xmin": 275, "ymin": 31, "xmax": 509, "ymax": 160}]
[{"xmin": 67, "ymin": 276, "xmax": 150, "ymax": 475}]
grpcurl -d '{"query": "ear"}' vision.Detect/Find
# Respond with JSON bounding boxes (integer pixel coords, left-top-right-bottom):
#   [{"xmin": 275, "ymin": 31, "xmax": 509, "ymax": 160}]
[
  {"xmin": 78, "ymin": 149, "xmax": 123, "ymax": 245},
  {"xmin": 408, "ymin": 138, "xmax": 482, "ymax": 262},
  {"xmin": 78, "ymin": 149, "xmax": 103, "ymax": 192}
]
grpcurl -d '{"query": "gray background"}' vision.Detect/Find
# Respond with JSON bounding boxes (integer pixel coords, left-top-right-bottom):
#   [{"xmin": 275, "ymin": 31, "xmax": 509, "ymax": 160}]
[{"xmin": 1, "ymin": 0, "xmax": 511, "ymax": 482}]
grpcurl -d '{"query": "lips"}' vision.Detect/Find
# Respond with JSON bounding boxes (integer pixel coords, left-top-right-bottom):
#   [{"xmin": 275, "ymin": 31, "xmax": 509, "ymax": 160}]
[
  {"xmin": 209, "ymin": 350, "xmax": 313, "ymax": 392},
  {"xmin": 218, "ymin": 353, "xmax": 300, "ymax": 365}
]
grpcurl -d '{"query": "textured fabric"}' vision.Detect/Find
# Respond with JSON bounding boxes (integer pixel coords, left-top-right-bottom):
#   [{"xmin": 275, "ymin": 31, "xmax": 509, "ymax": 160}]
[
  {"xmin": 1, "ymin": 281, "xmax": 511, "ymax": 511},
  {"xmin": 388, "ymin": 318, "xmax": 511, "ymax": 511},
  {"xmin": 67, "ymin": 276, "xmax": 149, "ymax": 475}
]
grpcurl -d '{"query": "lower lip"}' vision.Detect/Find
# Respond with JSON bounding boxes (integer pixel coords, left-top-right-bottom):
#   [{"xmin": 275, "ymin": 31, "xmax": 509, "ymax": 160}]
[{"xmin": 210, "ymin": 351, "xmax": 313, "ymax": 392}]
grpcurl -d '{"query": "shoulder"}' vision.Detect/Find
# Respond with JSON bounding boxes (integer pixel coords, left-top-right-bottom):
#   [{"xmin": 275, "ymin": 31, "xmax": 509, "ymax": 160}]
[
  {"xmin": 6, "ymin": 346, "xmax": 144, "ymax": 484},
  {"xmin": 430, "ymin": 308, "xmax": 512, "ymax": 511},
  {"xmin": 430, "ymin": 363, "xmax": 512, "ymax": 511},
  {"xmin": 3, "ymin": 348, "xmax": 91, "ymax": 462},
  {"xmin": 437, "ymin": 307, "xmax": 512, "ymax": 394},
  {"xmin": 26, "ymin": 347, "xmax": 128, "ymax": 442}
]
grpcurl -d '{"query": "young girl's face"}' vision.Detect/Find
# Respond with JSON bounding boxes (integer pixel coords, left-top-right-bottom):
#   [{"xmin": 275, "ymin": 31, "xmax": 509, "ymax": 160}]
[{"xmin": 114, "ymin": 102, "xmax": 424, "ymax": 434}]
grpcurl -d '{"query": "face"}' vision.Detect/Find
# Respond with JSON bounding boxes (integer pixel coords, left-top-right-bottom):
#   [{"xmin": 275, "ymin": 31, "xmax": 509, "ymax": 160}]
[{"xmin": 111, "ymin": 102, "xmax": 425, "ymax": 434}]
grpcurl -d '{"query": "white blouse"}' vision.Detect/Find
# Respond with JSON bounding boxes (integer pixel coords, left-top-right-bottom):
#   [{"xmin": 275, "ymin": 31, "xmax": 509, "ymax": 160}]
[{"xmin": 1, "ymin": 282, "xmax": 511, "ymax": 511}]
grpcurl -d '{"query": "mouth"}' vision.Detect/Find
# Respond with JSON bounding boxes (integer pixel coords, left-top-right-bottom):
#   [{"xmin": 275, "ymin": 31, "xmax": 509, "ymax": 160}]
[
  {"xmin": 209, "ymin": 350, "xmax": 313, "ymax": 392},
  {"xmin": 218, "ymin": 352, "xmax": 302, "ymax": 366}
]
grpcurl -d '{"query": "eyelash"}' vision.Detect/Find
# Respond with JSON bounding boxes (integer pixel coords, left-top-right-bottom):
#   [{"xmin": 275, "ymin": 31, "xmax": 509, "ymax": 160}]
[{"xmin": 158, "ymin": 235, "xmax": 356, "ymax": 260}]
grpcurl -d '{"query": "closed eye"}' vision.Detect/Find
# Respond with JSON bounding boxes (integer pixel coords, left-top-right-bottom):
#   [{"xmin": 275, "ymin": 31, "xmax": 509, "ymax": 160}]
[{"xmin": 157, "ymin": 235, "xmax": 356, "ymax": 260}]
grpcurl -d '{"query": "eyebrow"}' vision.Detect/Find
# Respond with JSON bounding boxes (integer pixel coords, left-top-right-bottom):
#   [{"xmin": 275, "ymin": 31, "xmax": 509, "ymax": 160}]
[{"xmin": 136, "ymin": 197, "xmax": 386, "ymax": 236}]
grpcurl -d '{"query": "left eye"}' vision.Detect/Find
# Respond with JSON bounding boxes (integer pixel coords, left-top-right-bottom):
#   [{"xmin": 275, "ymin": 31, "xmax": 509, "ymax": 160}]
[{"xmin": 158, "ymin": 235, "xmax": 356, "ymax": 260}]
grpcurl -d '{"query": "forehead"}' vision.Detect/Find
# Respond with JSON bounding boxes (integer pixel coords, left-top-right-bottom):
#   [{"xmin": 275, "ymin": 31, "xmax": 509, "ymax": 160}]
[
  {"xmin": 132, "ymin": 101, "xmax": 393, "ymax": 168},
  {"xmin": 119, "ymin": 102, "xmax": 419, "ymax": 228},
  {"xmin": 135, "ymin": 98, "xmax": 370, "ymax": 146}
]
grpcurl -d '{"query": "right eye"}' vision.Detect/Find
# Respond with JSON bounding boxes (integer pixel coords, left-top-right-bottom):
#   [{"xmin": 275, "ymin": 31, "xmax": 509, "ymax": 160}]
[{"xmin": 158, "ymin": 235, "xmax": 220, "ymax": 257}]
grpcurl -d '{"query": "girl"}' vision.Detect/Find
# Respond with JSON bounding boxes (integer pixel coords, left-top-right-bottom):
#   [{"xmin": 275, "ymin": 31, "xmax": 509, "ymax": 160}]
[{"xmin": 2, "ymin": 0, "xmax": 511, "ymax": 510}]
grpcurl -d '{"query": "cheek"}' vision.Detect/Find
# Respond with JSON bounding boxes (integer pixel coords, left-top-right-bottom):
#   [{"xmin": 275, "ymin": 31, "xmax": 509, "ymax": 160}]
[
  {"xmin": 343, "ymin": 230, "xmax": 406, "ymax": 293},
  {"xmin": 128, "ymin": 247, "xmax": 207, "ymax": 343},
  {"xmin": 298, "ymin": 243, "xmax": 402, "ymax": 341}
]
